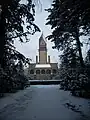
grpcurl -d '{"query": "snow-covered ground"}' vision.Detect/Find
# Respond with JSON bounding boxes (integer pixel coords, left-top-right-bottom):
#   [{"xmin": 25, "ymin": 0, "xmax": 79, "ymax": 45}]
[{"xmin": 0, "ymin": 85, "xmax": 90, "ymax": 120}]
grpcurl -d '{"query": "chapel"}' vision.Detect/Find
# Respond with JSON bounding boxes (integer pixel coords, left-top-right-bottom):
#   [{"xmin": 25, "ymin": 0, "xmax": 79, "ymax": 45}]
[{"xmin": 26, "ymin": 33, "xmax": 58, "ymax": 80}]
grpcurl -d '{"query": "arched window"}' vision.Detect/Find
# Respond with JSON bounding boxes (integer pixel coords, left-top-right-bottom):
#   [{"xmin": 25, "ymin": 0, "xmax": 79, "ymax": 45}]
[
  {"xmin": 52, "ymin": 69, "xmax": 57, "ymax": 74},
  {"xmin": 46, "ymin": 69, "xmax": 51, "ymax": 74},
  {"xmin": 41, "ymin": 69, "xmax": 45, "ymax": 74},
  {"xmin": 30, "ymin": 70, "xmax": 34, "ymax": 74},
  {"xmin": 36, "ymin": 70, "xmax": 40, "ymax": 74}
]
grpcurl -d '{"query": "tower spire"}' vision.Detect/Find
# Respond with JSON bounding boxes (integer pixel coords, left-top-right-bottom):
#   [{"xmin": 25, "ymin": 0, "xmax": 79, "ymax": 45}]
[{"xmin": 39, "ymin": 32, "xmax": 44, "ymax": 44}]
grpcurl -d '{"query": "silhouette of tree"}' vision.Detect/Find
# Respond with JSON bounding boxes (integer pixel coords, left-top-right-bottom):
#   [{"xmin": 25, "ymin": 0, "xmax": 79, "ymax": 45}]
[{"xmin": 46, "ymin": 0, "xmax": 90, "ymax": 67}]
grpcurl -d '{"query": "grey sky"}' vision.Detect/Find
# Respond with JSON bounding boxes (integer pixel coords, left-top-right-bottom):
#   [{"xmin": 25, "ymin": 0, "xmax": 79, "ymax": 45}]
[{"xmin": 14, "ymin": 0, "xmax": 60, "ymax": 63}]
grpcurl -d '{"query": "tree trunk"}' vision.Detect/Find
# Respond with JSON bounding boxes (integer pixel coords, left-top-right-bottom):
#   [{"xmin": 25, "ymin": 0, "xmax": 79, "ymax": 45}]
[{"xmin": 76, "ymin": 29, "xmax": 84, "ymax": 68}]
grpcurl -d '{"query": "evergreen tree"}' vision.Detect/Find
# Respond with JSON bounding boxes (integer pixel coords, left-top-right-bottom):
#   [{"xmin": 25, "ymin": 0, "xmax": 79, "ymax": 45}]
[
  {"xmin": 46, "ymin": 0, "xmax": 90, "ymax": 67},
  {"xmin": 0, "ymin": 0, "xmax": 40, "ymax": 95},
  {"xmin": 0, "ymin": 40, "xmax": 31, "ymax": 93},
  {"xmin": 0, "ymin": 0, "xmax": 40, "ymax": 67}
]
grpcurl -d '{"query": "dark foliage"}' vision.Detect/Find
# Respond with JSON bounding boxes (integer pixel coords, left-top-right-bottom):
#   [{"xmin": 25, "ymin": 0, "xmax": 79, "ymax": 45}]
[
  {"xmin": 0, "ymin": 0, "xmax": 40, "ymax": 66},
  {"xmin": 0, "ymin": 0, "xmax": 40, "ymax": 95},
  {"xmin": 46, "ymin": 0, "xmax": 90, "ymax": 98},
  {"xmin": 0, "ymin": 42, "xmax": 31, "ymax": 95},
  {"xmin": 46, "ymin": 0, "xmax": 90, "ymax": 67}
]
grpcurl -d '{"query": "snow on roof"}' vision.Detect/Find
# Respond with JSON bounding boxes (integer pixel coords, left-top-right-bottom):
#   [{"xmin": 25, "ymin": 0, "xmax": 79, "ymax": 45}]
[{"xmin": 35, "ymin": 64, "xmax": 51, "ymax": 68}]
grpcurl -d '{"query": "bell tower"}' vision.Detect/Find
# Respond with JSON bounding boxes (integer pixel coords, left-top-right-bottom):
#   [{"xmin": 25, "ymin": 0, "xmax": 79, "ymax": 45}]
[{"xmin": 39, "ymin": 33, "xmax": 47, "ymax": 64}]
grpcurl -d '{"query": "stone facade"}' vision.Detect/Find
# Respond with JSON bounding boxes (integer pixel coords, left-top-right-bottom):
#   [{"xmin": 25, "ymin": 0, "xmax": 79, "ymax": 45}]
[{"xmin": 25, "ymin": 33, "xmax": 58, "ymax": 80}]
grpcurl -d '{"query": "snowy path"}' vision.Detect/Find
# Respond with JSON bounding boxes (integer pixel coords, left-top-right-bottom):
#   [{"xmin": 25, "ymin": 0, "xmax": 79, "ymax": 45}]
[{"xmin": 0, "ymin": 85, "xmax": 90, "ymax": 120}]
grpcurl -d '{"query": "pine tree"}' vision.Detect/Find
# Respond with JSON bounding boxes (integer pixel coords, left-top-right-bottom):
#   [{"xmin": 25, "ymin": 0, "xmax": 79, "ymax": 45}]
[
  {"xmin": 46, "ymin": 0, "xmax": 90, "ymax": 67},
  {"xmin": 0, "ymin": 0, "xmax": 40, "ymax": 67},
  {"xmin": 0, "ymin": 0, "xmax": 40, "ymax": 94}
]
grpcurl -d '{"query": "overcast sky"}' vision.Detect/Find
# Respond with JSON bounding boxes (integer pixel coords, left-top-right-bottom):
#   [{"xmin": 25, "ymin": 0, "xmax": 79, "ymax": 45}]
[{"xmin": 14, "ymin": 0, "xmax": 60, "ymax": 64}]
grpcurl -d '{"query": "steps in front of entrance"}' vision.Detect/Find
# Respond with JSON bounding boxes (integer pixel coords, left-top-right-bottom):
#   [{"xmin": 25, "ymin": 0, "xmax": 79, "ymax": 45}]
[{"xmin": 29, "ymin": 80, "xmax": 62, "ymax": 85}]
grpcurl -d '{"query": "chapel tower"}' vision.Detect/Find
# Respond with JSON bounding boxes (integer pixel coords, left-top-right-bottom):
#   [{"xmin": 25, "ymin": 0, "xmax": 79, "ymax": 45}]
[{"xmin": 39, "ymin": 33, "xmax": 47, "ymax": 64}]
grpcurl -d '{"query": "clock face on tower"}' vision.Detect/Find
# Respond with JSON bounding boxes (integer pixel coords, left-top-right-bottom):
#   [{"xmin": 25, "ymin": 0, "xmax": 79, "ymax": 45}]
[{"xmin": 40, "ymin": 40, "xmax": 46, "ymax": 46}]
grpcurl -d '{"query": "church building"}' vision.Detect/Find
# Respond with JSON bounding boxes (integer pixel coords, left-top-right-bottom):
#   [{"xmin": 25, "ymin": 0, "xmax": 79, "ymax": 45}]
[{"xmin": 26, "ymin": 33, "xmax": 58, "ymax": 80}]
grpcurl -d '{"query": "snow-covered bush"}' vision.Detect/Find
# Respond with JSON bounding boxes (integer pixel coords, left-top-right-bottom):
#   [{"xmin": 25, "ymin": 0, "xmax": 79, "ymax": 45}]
[
  {"xmin": 0, "ymin": 63, "xmax": 29, "ymax": 96},
  {"xmin": 60, "ymin": 67, "xmax": 89, "ymax": 92}
]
